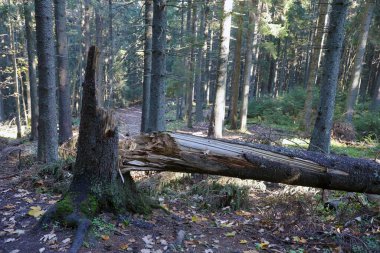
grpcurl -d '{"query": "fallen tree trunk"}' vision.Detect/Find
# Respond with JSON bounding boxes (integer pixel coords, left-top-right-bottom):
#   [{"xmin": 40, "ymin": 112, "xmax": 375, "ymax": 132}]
[{"xmin": 120, "ymin": 132, "xmax": 380, "ymax": 194}]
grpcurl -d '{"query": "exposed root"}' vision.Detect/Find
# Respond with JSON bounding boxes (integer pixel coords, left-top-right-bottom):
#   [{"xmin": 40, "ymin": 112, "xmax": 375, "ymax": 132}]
[{"xmin": 65, "ymin": 214, "xmax": 91, "ymax": 253}]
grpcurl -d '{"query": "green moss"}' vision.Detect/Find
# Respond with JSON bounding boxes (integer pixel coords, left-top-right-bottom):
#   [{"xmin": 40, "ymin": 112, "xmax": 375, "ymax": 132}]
[
  {"xmin": 80, "ymin": 195, "xmax": 99, "ymax": 217},
  {"xmin": 54, "ymin": 194, "xmax": 74, "ymax": 221}
]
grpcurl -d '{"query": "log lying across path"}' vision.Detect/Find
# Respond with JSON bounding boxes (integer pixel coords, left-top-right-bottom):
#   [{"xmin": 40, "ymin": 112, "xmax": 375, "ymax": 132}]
[{"xmin": 120, "ymin": 132, "xmax": 380, "ymax": 194}]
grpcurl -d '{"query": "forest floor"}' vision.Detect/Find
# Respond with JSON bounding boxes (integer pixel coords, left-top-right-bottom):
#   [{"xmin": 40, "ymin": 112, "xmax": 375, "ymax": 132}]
[{"xmin": 0, "ymin": 106, "xmax": 380, "ymax": 253}]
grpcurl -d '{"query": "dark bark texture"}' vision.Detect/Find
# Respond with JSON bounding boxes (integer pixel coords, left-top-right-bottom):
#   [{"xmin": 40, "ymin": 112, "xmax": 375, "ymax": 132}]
[
  {"xmin": 24, "ymin": 1, "xmax": 38, "ymax": 141},
  {"xmin": 148, "ymin": 0, "xmax": 167, "ymax": 132},
  {"xmin": 141, "ymin": 0, "xmax": 153, "ymax": 133},
  {"xmin": 309, "ymin": 0, "xmax": 349, "ymax": 153},
  {"xmin": 54, "ymin": 0, "xmax": 73, "ymax": 144},
  {"xmin": 35, "ymin": 0, "xmax": 58, "ymax": 162}
]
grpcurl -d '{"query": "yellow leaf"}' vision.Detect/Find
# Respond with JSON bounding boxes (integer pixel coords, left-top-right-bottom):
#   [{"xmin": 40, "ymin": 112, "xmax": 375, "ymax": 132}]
[
  {"xmin": 235, "ymin": 210, "xmax": 252, "ymax": 217},
  {"xmin": 28, "ymin": 206, "xmax": 45, "ymax": 218},
  {"xmin": 23, "ymin": 197, "xmax": 34, "ymax": 203},
  {"xmin": 120, "ymin": 243, "xmax": 129, "ymax": 250},
  {"xmin": 299, "ymin": 237, "xmax": 307, "ymax": 244},
  {"xmin": 224, "ymin": 231, "xmax": 236, "ymax": 237},
  {"xmin": 191, "ymin": 216, "xmax": 198, "ymax": 222},
  {"xmin": 101, "ymin": 235, "xmax": 110, "ymax": 241},
  {"xmin": 255, "ymin": 241, "xmax": 269, "ymax": 250},
  {"xmin": 239, "ymin": 239, "xmax": 248, "ymax": 244}
]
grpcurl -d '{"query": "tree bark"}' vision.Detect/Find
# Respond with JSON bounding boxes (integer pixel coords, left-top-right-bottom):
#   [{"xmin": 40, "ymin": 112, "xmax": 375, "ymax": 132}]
[
  {"xmin": 24, "ymin": 1, "xmax": 38, "ymax": 141},
  {"xmin": 208, "ymin": 0, "xmax": 233, "ymax": 138},
  {"xmin": 240, "ymin": 1, "xmax": 256, "ymax": 131},
  {"xmin": 229, "ymin": 1, "xmax": 244, "ymax": 130},
  {"xmin": 141, "ymin": 0, "xmax": 153, "ymax": 133},
  {"xmin": 309, "ymin": 0, "xmax": 349, "ymax": 154},
  {"xmin": 148, "ymin": 0, "xmax": 167, "ymax": 132},
  {"xmin": 35, "ymin": 0, "xmax": 58, "ymax": 162},
  {"xmin": 121, "ymin": 133, "xmax": 380, "ymax": 194},
  {"xmin": 8, "ymin": 0, "xmax": 22, "ymax": 138},
  {"xmin": 54, "ymin": 0, "xmax": 73, "ymax": 144},
  {"xmin": 186, "ymin": 1, "xmax": 196, "ymax": 128},
  {"xmin": 345, "ymin": 1, "xmax": 374, "ymax": 123}
]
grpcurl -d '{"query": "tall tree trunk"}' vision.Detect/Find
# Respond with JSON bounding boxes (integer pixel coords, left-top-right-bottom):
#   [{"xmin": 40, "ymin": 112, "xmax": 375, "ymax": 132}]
[
  {"xmin": 303, "ymin": 1, "xmax": 330, "ymax": 132},
  {"xmin": 54, "ymin": 0, "xmax": 73, "ymax": 144},
  {"xmin": 141, "ymin": 0, "xmax": 153, "ymax": 133},
  {"xmin": 195, "ymin": 1, "xmax": 207, "ymax": 123},
  {"xmin": 186, "ymin": 1, "xmax": 196, "ymax": 128},
  {"xmin": 107, "ymin": 0, "xmax": 114, "ymax": 107},
  {"xmin": 229, "ymin": 0, "xmax": 244, "ymax": 130},
  {"xmin": 309, "ymin": 0, "xmax": 349, "ymax": 153},
  {"xmin": 240, "ymin": 1, "xmax": 256, "ymax": 131},
  {"xmin": 24, "ymin": 1, "xmax": 38, "ymax": 140},
  {"xmin": 148, "ymin": 0, "xmax": 167, "ymax": 132},
  {"xmin": 345, "ymin": 1, "xmax": 374, "ymax": 123},
  {"xmin": 35, "ymin": 0, "xmax": 58, "ymax": 162},
  {"xmin": 208, "ymin": 0, "xmax": 233, "ymax": 138},
  {"xmin": 8, "ymin": 0, "xmax": 22, "ymax": 138}
]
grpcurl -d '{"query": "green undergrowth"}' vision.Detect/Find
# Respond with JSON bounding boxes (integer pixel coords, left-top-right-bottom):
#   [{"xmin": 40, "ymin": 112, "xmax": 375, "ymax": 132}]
[{"xmin": 282, "ymin": 137, "xmax": 379, "ymax": 159}]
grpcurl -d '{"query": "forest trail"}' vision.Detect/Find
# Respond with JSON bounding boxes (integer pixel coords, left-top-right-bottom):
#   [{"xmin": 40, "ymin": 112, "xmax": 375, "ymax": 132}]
[{"xmin": 116, "ymin": 106, "xmax": 143, "ymax": 137}]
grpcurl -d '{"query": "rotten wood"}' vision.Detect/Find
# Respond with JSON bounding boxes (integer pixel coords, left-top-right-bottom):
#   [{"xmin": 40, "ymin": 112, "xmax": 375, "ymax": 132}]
[{"xmin": 120, "ymin": 132, "xmax": 380, "ymax": 194}]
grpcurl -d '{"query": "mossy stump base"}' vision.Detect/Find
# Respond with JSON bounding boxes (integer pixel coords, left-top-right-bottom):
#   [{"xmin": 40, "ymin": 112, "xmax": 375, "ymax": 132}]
[{"xmin": 38, "ymin": 46, "xmax": 150, "ymax": 253}]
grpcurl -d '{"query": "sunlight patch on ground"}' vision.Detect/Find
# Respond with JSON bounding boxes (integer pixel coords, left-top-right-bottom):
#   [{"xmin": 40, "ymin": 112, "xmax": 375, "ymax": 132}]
[{"xmin": 0, "ymin": 123, "xmax": 29, "ymax": 139}]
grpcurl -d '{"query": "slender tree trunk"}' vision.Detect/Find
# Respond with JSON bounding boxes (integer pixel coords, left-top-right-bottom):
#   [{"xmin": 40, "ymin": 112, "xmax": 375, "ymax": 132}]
[
  {"xmin": 229, "ymin": 1, "xmax": 244, "ymax": 130},
  {"xmin": 370, "ymin": 73, "xmax": 380, "ymax": 111},
  {"xmin": 141, "ymin": 0, "xmax": 153, "ymax": 133},
  {"xmin": 54, "ymin": 0, "xmax": 72, "ymax": 144},
  {"xmin": 303, "ymin": 1, "xmax": 330, "ymax": 132},
  {"xmin": 240, "ymin": 1, "xmax": 256, "ymax": 131},
  {"xmin": 8, "ymin": 0, "xmax": 22, "ymax": 138},
  {"xmin": 35, "ymin": 0, "xmax": 58, "ymax": 162},
  {"xmin": 208, "ymin": 0, "xmax": 233, "ymax": 138},
  {"xmin": 345, "ymin": 1, "xmax": 374, "ymax": 123},
  {"xmin": 195, "ymin": 2, "xmax": 207, "ymax": 123},
  {"xmin": 24, "ymin": 1, "xmax": 38, "ymax": 140},
  {"xmin": 309, "ymin": 0, "xmax": 349, "ymax": 153},
  {"xmin": 107, "ymin": 0, "xmax": 114, "ymax": 107},
  {"xmin": 148, "ymin": 0, "xmax": 167, "ymax": 132},
  {"xmin": 186, "ymin": 1, "xmax": 196, "ymax": 128}
]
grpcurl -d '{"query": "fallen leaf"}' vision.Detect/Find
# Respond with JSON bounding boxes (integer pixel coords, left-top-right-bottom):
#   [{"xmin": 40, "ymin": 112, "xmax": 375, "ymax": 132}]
[
  {"xmin": 4, "ymin": 204, "xmax": 15, "ymax": 209},
  {"xmin": 23, "ymin": 197, "xmax": 34, "ymax": 203},
  {"xmin": 62, "ymin": 238, "xmax": 71, "ymax": 244},
  {"xmin": 5, "ymin": 238, "xmax": 16, "ymax": 243},
  {"xmin": 101, "ymin": 235, "xmax": 110, "ymax": 241},
  {"xmin": 235, "ymin": 210, "xmax": 252, "ymax": 217},
  {"xmin": 10, "ymin": 250, "xmax": 20, "ymax": 253},
  {"xmin": 39, "ymin": 248, "xmax": 45, "ymax": 253},
  {"xmin": 239, "ymin": 239, "xmax": 248, "ymax": 244},
  {"xmin": 120, "ymin": 243, "xmax": 129, "ymax": 250},
  {"xmin": 224, "ymin": 231, "xmax": 236, "ymax": 237},
  {"xmin": 255, "ymin": 241, "xmax": 269, "ymax": 250},
  {"xmin": 28, "ymin": 206, "xmax": 45, "ymax": 218},
  {"xmin": 40, "ymin": 232, "xmax": 57, "ymax": 243}
]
